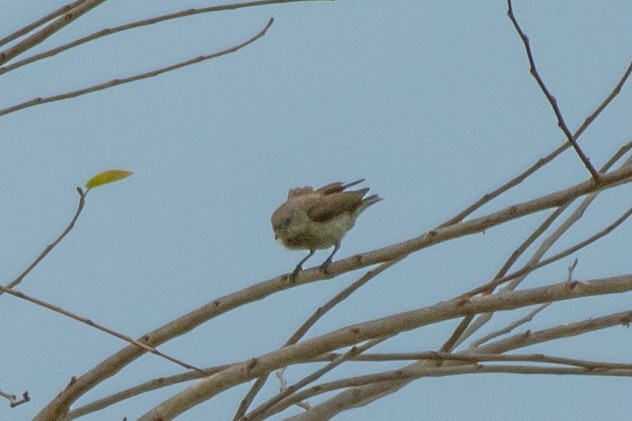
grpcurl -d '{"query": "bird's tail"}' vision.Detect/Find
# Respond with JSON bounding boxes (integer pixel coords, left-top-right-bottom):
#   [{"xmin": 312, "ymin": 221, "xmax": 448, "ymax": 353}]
[{"xmin": 360, "ymin": 193, "xmax": 382, "ymax": 212}]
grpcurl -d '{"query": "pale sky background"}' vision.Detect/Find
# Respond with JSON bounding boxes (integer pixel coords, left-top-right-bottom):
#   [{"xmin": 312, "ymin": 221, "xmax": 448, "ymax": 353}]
[{"xmin": 2, "ymin": 1, "xmax": 632, "ymax": 420}]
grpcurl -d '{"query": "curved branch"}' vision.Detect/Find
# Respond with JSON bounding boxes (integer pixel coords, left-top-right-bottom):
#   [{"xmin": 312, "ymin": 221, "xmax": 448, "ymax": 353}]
[
  {"xmin": 0, "ymin": 0, "xmax": 87, "ymax": 48},
  {"xmin": 1, "ymin": 187, "xmax": 86, "ymax": 295},
  {"xmin": 441, "ymin": 40, "xmax": 632, "ymax": 227},
  {"xmin": 269, "ymin": 364, "xmax": 632, "ymax": 419},
  {"xmin": 0, "ymin": 0, "xmax": 324, "ymax": 76},
  {"xmin": 507, "ymin": 0, "xmax": 599, "ymax": 181},
  {"xmin": 136, "ymin": 277, "xmax": 632, "ymax": 420},
  {"xmin": 0, "ymin": 388, "xmax": 30, "ymax": 408},
  {"xmin": 32, "ymin": 163, "xmax": 632, "ymax": 421},
  {"xmin": 461, "ymin": 202, "xmax": 632, "ymax": 300},
  {"xmin": 0, "ymin": 18, "xmax": 274, "ymax": 117},
  {"xmin": 234, "ymin": 259, "xmax": 400, "ymax": 419},
  {"xmin": 0, "ymin": 0, "xmax": 107, "ymax": 66},
  {"xmin": 288, "ymin": 310, "xmax": 632, "ymax": 420},
  {"xmin": 0, "ymin": 283, "xmax": 207, "ymax": 373},
  {"xmin": 448, "ymin": 143, "xmax": 632, "ymax": 348},
  {"xmin": 245, "ymin": 337, "xmax": 389, "ymax": 421},
  {"xmin": 66, "ymin": 308, "xmax": 632, "ymax": 418}
]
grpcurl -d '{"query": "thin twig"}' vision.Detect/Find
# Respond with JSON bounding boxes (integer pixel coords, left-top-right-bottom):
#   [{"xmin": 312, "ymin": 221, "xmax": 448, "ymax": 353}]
[
  {"xmin": 67, "ymin": 307, "xmax": 632, "ymax": 419},
  {"xmin": 460, "ymin": 194, "xmax": 632, "ymax": 302},
  {"xmin": 37, "ymin": 166, "xmax": 632, "ymax": 421},
  {"xmin": 501, "ymin": 181, "xmax": 601, "ymax": 294},
  {"xmin": 135, "ymin": 276, "xmax": 632, "ymax": 420},
  {"xmin": 289, "ymin": 260, "xmax": 402, "ymax": 344},
  {"xmin": 0, "ymin": 283, "xmax": 208, "ymax": 374},
  {"xmin": 0, "ymin": 390, "xmax": 16, "ymax": 405},
  {"xmin": 439, "ymin": 144, "xmax": 567, "ymax": 227},
  {"xmin": 438, "ymin": 205, "xmax": 567, "ymax": 355},
  {"xmin": 441, "ymin": 59, "xmax": 632, "ymax": 227},
  {"xmin": 263, "ymin": 363, "xmax": 632, "ymax": 419},
  {"xmin": 1, "ymin": 187, "xmax": 85, "ymax": 295},
  {"xmin": 567, "ymin": 258, "xmax": 579, "ymax": 282},
  {"xmin": 289, "ymin": 308, "xmax": 632, "ymax": 419},
  {"xmin": 234, "ymin": 259, "xmax": 401, "ymax": 419},
  {"xmin": 246, "ymin": 337, "xmax": 390, "ymax": 421},
  {"xmin": 574, "ymin": 60, "xmax": 632, "ymax": 138},
  {"xmin": 460, "ymin": 204, "xmax": 632, "ymax": 301},
  {"xmin": 480, "ymin": 311, "xmax": 632, "ymax": 355},
  {"xmin": 0, "ymin": 0, "xmax": 87, "ymax": 48},
  {"xmin": 449, "ymin": 145, "xmax": 632, "ymax": 348},
  {"xmin": 469, "ymin": 303, "xmax": 550, "ymax": 348},
  {"xmin": 457, "ymin": 185, "xmax": 611, "ymax": 346},
  {"xmin": 0, "ymin": 0, "xmax": 324, "ymax": 76},
  {"xmin": 0, "ymin": 0, "xmax": 107, "ymax": 66},
  {"xmin": 0, "ymin": 388, "xmax": 30, "ymax": 408},
  {"xmin": 0, "ymin": 18, "xmax": 274, "ymax": 117},
  {"xmin": 507, "ymin": 0, "xmax": 599, "ymax": 181},
  {"xmin": 519, "ymin": 203, "xmax": 632, "ymax": 278},
  {"xmin": 66, "ymin": 366, "xmax": 230, "ymax": 419},
  {"xmin": 316, "ymin": 347, "xmax": 632, "ymax": 366}
]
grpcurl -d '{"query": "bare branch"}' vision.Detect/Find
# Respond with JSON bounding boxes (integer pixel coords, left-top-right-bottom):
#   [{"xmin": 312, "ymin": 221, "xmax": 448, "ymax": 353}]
[
  {"xmin": 66, "ymin": 366, "xmax": 230, "ymax": 420},
  {"xmin": 567, "ymin": 258, "xmax": 579, "ymax": 282},
  {"xmin": 7, "ymin": 3, "xmax": 629, "ymax": 421},
  {"xmin": 450, "ymin": 146, "xmax": 632, "ymax": 348},
  {"xmin": 234, "ymin": 259, "xmax": 400, "ymax": 419},
  {"xmin": 0, "ymin": 283, "xmax": 207, "ymax": 374},
  {"xmin": 0, "ymin": 18, "xmax": 274, "ymax": 117},
  {"xmin": 438, "ymin": 205, "xmax": 567, "ymax": 353},
  {"xmin": 135, "ymin": 276, "xmax": 632, "ymax": 420},
  {"xmin": 289, "ymin": 310, "xmax": 632, "ymax": 419},
  {"xmin": 0, "ymin": 0, "xmax": 325, "ymax": 76},
  {"xmin": 442, "ymin": 59, "xmax": 632, "ymax": 226},
  {"xmin": 461, "ymin": 201, "xmax": 632, "ymax": 300},
  {"xmin": 479, "ymin": 310, "xmax": 632, "ymax": 353},
  {"xmin": 236, "ymin": 139, "xmax": 630, "ymax": 413},
  {"xmin": 469, "ymin": 303, "xmax": 550, "ymax": 348},
  {"xmin": 269, "ymin": 363, "xmax": 632, "ymax": 419},
  {"xmin": 0, "ymin": 0, "xmax": 87, "ymax": 48},
  {"xmin": 495, "ymin": 153, "xmax": 629, "ymax": 282},
  {"xmin": 316, "ymin": 347, "xmax": 632, "ymax": 367},
  {"xmin": 0, "ymin": 388, "xmax": 30, "ymax": 408},
  {"xmin": 33, "ymin": 162, "xmax": 632, "ymax": 421},
  {"xmin": 67, "ymin": 306, "xmax": 632, "ymax": 419},
  {"xmin": 0, "ymin": 185, "xmax": 205, "ymax": 372},
  {"xmin": 574, "ymin": 60, "xmax": 632, "ymax": 138},
  {"xmin": 0, "ymin": 0, "xmax": 108, "ymax": 66},
  {"xmin": 1, "ymin": 187, "xmax": 86, "ymax": 296},
  {"xmin": 506, "ymin": 0, "xmax": 599, "ymax": 181},
  {"xmin": 440, "ymin": 144, "xmax": 567, "ymax": 227},
  {"xmin": 246, "ymin": 337, "xmax": 390, "ymax": 421}
]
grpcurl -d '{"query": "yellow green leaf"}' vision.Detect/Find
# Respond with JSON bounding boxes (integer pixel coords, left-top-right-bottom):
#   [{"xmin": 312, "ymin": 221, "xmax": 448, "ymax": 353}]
[{"xmin": 85, "ymin": 170, "xmax": 133, "ymax": 190}]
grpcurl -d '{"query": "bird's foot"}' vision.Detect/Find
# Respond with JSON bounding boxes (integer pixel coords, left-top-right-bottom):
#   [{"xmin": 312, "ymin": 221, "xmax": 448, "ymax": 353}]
[
  {"xmin": 319, "ymin": 258, "xmax": 332, "ymax": 274},
  {"xmin": 289, "ymin": 265, "xmax": 302, "ymax": 283}
]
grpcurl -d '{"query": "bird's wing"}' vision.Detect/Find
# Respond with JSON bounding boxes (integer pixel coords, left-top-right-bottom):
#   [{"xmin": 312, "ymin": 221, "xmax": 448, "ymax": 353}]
[
  {"xmin": 287, "ymin": 186, "xmax": 314, "ymax": 199},
  {"xmin": 307, "ymin": 189, "xmax": 368, "ymax": 222},
  {"xmin": 315, "ymin": 182, "xmax": 346, "ymax": 195},
  {"xmin": 315, "ymin": 179, "xmax": 365, "ymax": 195}
]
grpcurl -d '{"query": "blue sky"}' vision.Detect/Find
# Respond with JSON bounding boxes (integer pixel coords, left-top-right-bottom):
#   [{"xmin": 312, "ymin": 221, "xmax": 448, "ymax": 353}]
[{"xmin": 2, "ymin": 1, "xmax": 632, "ymax": 420}]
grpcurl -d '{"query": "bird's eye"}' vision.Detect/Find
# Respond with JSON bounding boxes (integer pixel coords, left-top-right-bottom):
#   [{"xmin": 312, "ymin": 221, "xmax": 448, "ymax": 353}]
[
  {"xmin": 279, "ymin": 218, "xmax": 290, "ymax": 228},
  {"xmin": 273, "ymin": 217, "xmax": 289, "ymax": 230}
]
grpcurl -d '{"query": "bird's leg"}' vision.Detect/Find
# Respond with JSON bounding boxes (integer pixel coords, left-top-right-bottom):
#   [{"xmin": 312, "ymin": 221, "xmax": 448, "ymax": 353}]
[
  {"xmin": 319, "ymin": 242, "xmax": 340, "ymax": 274},
  {"xmin": 289, "ymin": 249, "xmax": 315, "ymax": 282}
]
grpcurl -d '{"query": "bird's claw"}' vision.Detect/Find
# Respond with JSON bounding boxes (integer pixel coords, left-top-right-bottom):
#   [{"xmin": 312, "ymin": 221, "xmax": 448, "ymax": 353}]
[
  {"xmin": 319, "ymin": 258, "xmax": 332, "ymax": 274},
  {"xmin": 289, "ymin": 265, "xmax": 302, "ymax": 283}
]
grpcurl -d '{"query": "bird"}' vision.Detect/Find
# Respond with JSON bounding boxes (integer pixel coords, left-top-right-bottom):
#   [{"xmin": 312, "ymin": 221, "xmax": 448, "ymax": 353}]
[{"xmin": 271, "ymin": 179, "xmax": 381, "ymax": 282}]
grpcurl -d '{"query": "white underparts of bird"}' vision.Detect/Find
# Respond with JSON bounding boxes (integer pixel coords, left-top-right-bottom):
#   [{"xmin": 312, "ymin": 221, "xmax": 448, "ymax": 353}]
[{"xmin": 271, "ymin": 179, "xmax": 381, "ymax": 282}]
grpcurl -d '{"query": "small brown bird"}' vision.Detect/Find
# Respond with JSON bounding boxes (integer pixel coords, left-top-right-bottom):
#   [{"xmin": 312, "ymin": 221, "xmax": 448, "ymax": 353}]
[{"xmin": 271, "ymin": 179, "xmax": 381, "ymax": 281}]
